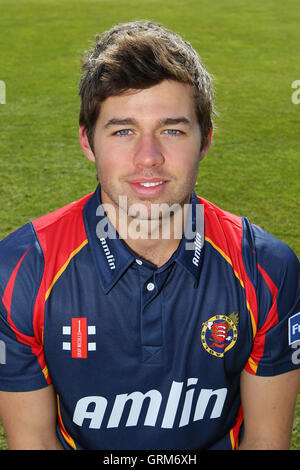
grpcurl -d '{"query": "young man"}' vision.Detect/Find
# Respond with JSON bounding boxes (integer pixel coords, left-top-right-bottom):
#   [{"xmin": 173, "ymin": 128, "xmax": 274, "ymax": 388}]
[{"xmin": 0, "ymin": 20, "xmax": 299, "ymax": 451}]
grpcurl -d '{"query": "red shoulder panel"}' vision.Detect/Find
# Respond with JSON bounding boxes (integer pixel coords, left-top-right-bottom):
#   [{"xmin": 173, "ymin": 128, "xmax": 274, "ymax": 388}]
[
  {"xmin": 31, "ymin": 192, "xmax": 92, "ymax": 383},
  {"xmin": 198, "ymin": 197, "xmax": 259, "ymax": 352}
]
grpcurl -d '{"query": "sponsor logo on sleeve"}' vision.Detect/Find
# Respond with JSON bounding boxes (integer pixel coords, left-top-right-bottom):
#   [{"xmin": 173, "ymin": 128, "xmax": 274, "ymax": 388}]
[{"xmin": 288, "ymin": 312, "xmax": 300, "ymax": 345}]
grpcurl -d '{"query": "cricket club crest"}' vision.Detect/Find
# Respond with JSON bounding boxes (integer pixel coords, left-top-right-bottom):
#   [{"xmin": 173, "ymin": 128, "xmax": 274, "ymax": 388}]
[{"xmin": 201, "ymin": 313, "xmax": 239, "ymax": 357}]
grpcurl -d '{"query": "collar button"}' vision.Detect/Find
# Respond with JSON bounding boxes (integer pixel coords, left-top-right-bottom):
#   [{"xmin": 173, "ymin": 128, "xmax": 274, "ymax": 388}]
[{"xmin": 146, "ymin": 282, "xmax": 155, "ymax": 292}]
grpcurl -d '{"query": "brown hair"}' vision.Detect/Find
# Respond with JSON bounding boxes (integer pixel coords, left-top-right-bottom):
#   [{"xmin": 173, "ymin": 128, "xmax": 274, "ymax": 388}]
[{"xmin": 79, "ymin": 20, "xmax": 215, "ymax": 150}]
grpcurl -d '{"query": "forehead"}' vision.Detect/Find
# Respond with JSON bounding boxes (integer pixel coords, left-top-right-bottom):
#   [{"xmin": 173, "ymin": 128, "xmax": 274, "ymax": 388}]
[{"xmin": 97, "ymin": 80, "xmax": 197, "ymax": 124}]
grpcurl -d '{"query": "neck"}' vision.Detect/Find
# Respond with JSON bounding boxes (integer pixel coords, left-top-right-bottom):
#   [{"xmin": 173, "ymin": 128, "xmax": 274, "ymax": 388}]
[
  {"xmin": 103, "ymin": 201, "xmax": 187, "ymax": 267},
  {"xmin": 126, "ymin": 237, "xmax": 181, "ymax": 268}
]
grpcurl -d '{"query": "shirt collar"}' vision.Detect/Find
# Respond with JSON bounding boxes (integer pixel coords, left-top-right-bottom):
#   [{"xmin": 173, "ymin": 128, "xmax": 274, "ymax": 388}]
[
  {"xmin": 175, "ymin": 190, "xmax": 204, "ymax": 285},
  {"xmin": 83, "ymin": 185, "xmax": 204, "ymax": 293},
  {"xmin": 83, "ymin": 185, "xmax": 136, "ymax": 294}
]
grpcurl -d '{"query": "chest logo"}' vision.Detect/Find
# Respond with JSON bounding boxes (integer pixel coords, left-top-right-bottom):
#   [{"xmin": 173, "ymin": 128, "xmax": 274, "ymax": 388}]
[
  {"xmin": 201, "ymin": 313, "xmax": 238, "ymax": 357},
  {"xmin": 62, "ymin": 318, "xmax": 96, "ymax": 358}
]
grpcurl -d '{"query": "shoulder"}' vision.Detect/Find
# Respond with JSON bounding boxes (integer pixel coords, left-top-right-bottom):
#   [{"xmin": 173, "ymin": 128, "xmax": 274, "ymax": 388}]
[
  {"xmin": 249, "ymin": 223, "xmax": 299, "ymax": 292},
  {"xmin": 198, "ymin": 196, "xmax": 243, "ymax": 245},
  {"xmin": 0, "ymin": 222, "xmax": 44, "ymax": 338},
  {"xmin": 32, "ymin": 191, "xmax": 93, "ymax": 235},
  {"xmin": 198, "ymin": 195, "xmax": 298, "ymax": 271},
  {"xmin": 198, "ymin": 196, "xmax": 242, "ymax": 230},
  {"xmin": 197, "ymin": 196, "xmax": 245, "ymax": 265},
  {"xmin": 0, "ymin": 191, "xmax": 93, "ymax": 305},
  {"xmin": 30, "ymin": 193, "xmax": 93, "ymax": 287},
  {"xmin": 0, "ymin": 192, "xmax": 92, "ymax": 269},
  {"xmin": 0, "ymin": 222, "xmax": 43, "ymax": 292},
  {"xmin": 251, "ymin": 223, "xmax": 298, "ymax": 265},
  {"xmin": 197, "ymin": 195, "xmax": 299, "ymax": 298}
]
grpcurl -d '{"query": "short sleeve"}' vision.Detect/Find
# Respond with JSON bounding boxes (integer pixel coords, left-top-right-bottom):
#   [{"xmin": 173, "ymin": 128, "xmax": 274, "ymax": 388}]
[
  {"xmin": 0, "ymin": 224, "xmax": 50, "ymax": 391},
  {"xmin": 245, "ymin": 224, "xmax": 300, "ymax": 376}
]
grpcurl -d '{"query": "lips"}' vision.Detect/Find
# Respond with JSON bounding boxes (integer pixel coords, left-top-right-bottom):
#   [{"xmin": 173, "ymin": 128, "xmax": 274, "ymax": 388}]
[
  {"xmin": 136, "ymin": 181, "xmax": 164, "ymax": 187},
  {"xmin": 127, "ymin": 178, "xmax": 168, "ymax": 197}
]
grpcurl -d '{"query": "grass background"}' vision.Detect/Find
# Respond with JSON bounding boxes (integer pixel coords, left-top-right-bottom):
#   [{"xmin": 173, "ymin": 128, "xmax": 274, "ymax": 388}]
[{"xmin": 0, "ymin": 0, "xmax": 299, "ymax": 450}]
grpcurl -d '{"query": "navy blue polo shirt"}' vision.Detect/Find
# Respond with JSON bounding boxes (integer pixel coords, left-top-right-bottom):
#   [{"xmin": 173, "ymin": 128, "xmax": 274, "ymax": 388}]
[{"xmin": 0, "ymin": 184, "xmax": 299, "ymax": 450}]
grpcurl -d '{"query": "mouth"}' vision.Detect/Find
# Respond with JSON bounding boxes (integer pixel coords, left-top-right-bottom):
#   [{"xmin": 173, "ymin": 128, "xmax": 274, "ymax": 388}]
[
  {"xmin": 137, "ymin": 181, "xmax": 165, "ymax": 188},
  {"xmin": 127, "ymin": 179, "xmax": 169, "ymax": 197}
]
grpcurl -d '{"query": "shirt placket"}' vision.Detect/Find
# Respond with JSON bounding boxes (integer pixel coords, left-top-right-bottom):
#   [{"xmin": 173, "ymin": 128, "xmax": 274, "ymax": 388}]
[{"xmin": 137, "ymin": 261, "xmax": 171, "ymax": 364}]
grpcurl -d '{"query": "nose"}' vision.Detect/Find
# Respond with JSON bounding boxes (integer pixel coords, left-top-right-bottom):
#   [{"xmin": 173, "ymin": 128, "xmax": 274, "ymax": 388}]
[{"xmin": 133, "ymin": 134, "xmax": 165, "ymax": 169}]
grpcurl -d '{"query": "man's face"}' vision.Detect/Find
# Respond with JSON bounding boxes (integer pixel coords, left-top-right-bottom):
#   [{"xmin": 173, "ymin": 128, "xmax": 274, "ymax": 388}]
[{"xmin": 80, "ymin": 80, "xmax": 210, "ymax": 220}]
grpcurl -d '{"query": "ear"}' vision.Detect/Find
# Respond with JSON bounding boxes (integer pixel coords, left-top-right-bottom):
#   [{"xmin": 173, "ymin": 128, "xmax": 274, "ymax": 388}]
[
  {"xmin": 79, "ymin": 126, "xmax": 96, "ymax": 163},
  {"xmin": 199, "ymin": 125, "xmax": 213, "ymax": 161}
]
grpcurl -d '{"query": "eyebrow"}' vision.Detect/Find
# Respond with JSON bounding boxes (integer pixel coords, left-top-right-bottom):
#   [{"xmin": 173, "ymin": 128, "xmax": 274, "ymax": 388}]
[
  {"xmin": 159, "ymin": 117, "xmax": 193, "ymax": 127},
  {"xmin": 104, "ymin": 118, "xmax": 138, "ymax": 129},
  {"xmin": 103, "ymin": 116, "xmax": 193, "ymax": 129}
]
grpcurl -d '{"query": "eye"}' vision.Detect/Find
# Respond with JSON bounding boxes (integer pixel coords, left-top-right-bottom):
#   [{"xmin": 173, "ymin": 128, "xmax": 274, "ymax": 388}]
[
  {"xmin": 114, "ymin": 129, "xmax": 133, "ymax": 137},
  {"xmin": 163, "ymin": 129, "xmax": 184, "ymax": 136}
]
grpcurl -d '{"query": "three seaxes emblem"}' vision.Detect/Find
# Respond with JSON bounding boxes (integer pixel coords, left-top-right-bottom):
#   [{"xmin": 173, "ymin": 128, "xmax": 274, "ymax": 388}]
[{"xmin": 201, "ymin": 313, "xmax": 239, "ymax": 357}]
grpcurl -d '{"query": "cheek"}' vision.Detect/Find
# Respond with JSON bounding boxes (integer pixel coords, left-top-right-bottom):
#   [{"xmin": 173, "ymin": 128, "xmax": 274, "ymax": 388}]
[
  {"xmin": 94, "ymin": 144, "xmax": 123, "ymax": 175},
  {"xmin": 170, "ymin": 145, "xmax": 200, "ymax": 175}
]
